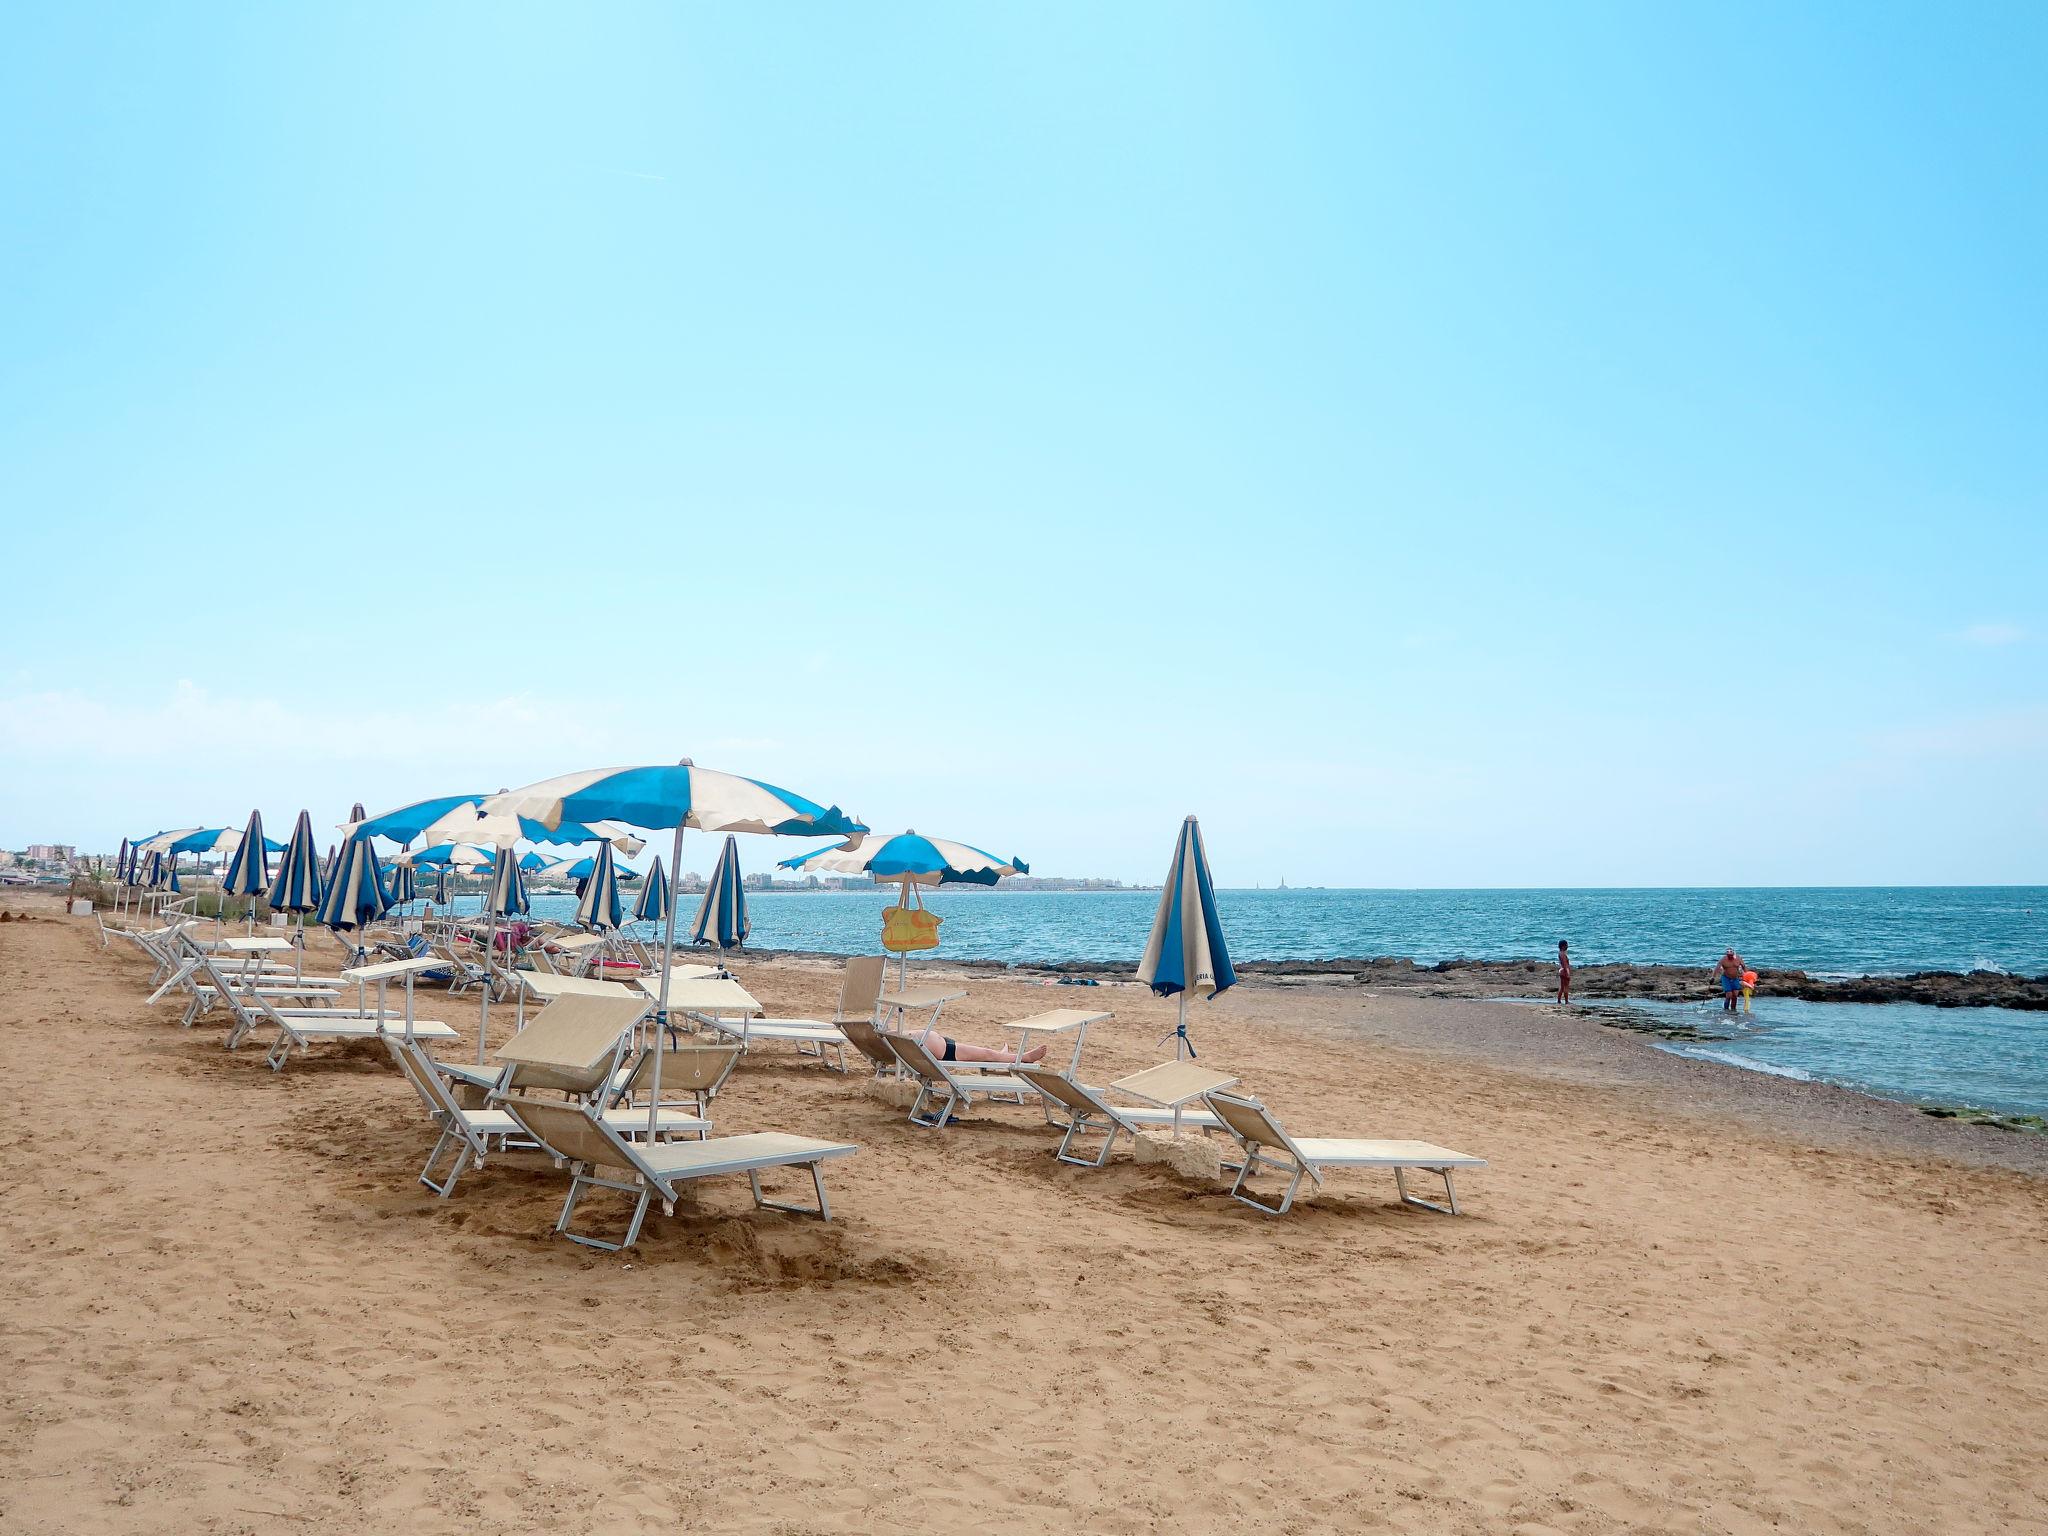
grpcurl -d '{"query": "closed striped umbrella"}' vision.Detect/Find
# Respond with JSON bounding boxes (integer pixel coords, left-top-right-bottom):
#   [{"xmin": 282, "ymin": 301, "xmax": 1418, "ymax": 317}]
[
  {"xmin": 430, "ymin": 866, "xmax": 449, "ymax": 904},
  {"xmin": 575, "ymin": 841, "xmax": 624, "ymax": 931},
  {"xmin": 633, "ymin": 856, "xmax": 670, "ymax": 924},
  {"xmin": 692, "ymin": 835, "xmax": 749, "ymax": 955},
  {"xmin": 388, "ymin": 862, "xmax": 417, "ymax": 907},
  {"xmin": 322, "ymin": 844, "xmax": 339, "ymax": 890},
  {"xmin": 484, "ymin": 851, "xmax": 530, "ymax": 919},
  {"xmin": 267, "ymin": 812, "xmax": 325, "ymax": 913},
  {"xmin": 318, "ymin": 836, "xmax": 390, "ymax": 967},
  {"xmin": 1135, "ymin": 816, "xmax": 1236, "ymax": 1059},
  {"xmin": 221, "ymin": 811, "xmax": 270, "ymax": 933}
]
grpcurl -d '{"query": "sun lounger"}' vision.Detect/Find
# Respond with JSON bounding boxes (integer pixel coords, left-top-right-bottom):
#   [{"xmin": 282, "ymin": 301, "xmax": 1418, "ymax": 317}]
[
  {"xmin": 384, "ymin": 1033, "xmax": 709, "ymax": 1197},
  {"xmin": 501, "ymin": 1096, "xmax": 857, "ymax": 1250},
  {"xmin": 610, "ymin": 1044, "xmax": 742, "ymax": 1121},
  {"xmin": 259, "ymin": 995, "xmax": 458, "ymax": 1071},
  {"xmin": 493, "ymin": 992, "xmax": 654, "ymax": 1102},
  {"xmin": 1201, "ymin": 1091, "xmax": 1486, "ymax": 1215},
  {"xmin": 1011, "ymin": 1067, "xmax": 1224, "ymax": 1166},
  {"xmin": 883, "ymin": 1033, "xmax": 1035, "ymax": 1128},
  {"xmin": 695, "ymin": 956, "xmax": 883, "ymax": 1073}
]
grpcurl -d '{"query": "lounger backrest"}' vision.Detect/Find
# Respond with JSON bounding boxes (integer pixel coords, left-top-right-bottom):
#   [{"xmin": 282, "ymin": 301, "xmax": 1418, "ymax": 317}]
[
  {"xmin": 884, "ymin": 1032, "xmax": 951, "ymax": 1085},
  {"xmin": 385, "ymin": 1035, "xmax": 463, "ymax": 1123},
  {"xmin": 496, "ymin": 993, "xmax": 648, "ymax": 1096},
  {"xmin": 624, "ymin": 1045, "xmax": 741, "ymax": 1098},
  {"xmin": 839, "ymin": 1016, "xmax": 898, "ymax": 1072},
  {"xmin": 836, "ymin": 956, "xmax": 886, "ymax": 1021},
  {"xmin": 1014, "ymin": 1066, "xmax": 1108, "ymax": 1121},
  {"xmin": 1204, "ymin": 1091, "xmax": 1317, "ymax": 1172},
  {"xmin": 501, "ymin": 1096, "xmax": 639, "ymax": 1175}
]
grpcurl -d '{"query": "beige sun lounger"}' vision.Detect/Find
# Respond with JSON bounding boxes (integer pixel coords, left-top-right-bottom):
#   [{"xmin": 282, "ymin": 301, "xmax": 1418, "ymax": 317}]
[
  {"xmin": 501, "ymin": 1096, "xmax": 857, "ymax": 1250},
  {"xmin": 610, "ymin": 1044, "xmax": 743, "ymax": 1121},
  {"xmin": 695, "ymin": 956, "xmax": 884, "ymax": 1073},
  {"xmin": 1202, "ymin": 1091, "xmax": 1486, "ymax": 1216},
  {"xmin": 384, "ymin": 1033, "xmax": 709, "ymax": 1197},
  {"xmin": 493, "ymin": 992, "xmax": 655, "ymax": 1101},
  {"xmin": 260, "ymin": 998, "xmax": 458, "ymax": 1071},
  {"xmin": 1011, "ymin": 1067, "xmax": 1224, "ymax": 1166},
  {"xmin": 883, "ymin": 1033, "xmax": 1035, "ymax": 1128}
]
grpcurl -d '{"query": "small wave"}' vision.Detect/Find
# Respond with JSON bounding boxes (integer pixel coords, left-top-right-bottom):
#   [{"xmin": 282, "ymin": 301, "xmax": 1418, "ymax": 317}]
[{"xmin": 1661, "ymin": 1043, "xmax": 1817, "ymax": 1083}]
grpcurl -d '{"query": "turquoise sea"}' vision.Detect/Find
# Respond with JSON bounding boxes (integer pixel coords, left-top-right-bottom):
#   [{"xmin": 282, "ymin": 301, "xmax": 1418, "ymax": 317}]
[{"xmin": 460, "ymin": 885, "xmax": 2048, "ymax": 1117}]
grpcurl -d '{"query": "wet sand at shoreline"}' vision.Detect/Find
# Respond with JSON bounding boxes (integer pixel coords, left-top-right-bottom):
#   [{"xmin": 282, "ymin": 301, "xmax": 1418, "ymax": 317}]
[{"xmin": 3, "ymin": 900, "xmax": 2045, "ymax": 1534}]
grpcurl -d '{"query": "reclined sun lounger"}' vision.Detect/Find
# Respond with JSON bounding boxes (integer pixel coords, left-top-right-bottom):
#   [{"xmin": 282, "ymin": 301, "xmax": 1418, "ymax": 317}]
[
  {"xmin": 501, "ymin": 1096, "xmax": 857, "ymax": 1250},
  {"xmin": 609, "ymin": 1043, "xmax": 743, "ymax": 1121},
  {"xmin": 694, "ymin": 956, "xmax": 884, "ymax": 1073},
  {"xmin": 493, "ymin": 992, "xmax": 655, "ymax": 1103},
  {"xmin": 242, "ymin": 986, "xmax": 458, "ymax": 1071},
  {"xmin": 385, "ymin": 1032, "xmax": 708, "ymax": 1197},
  {"xmin": 1201, "ymin": 1091, "xmax": 1486, "ymax": 1216},
  {"xmin": 883, "ymin": 1033, "xmax": 1035, "ymax": 1128},
  {"xmin": 1011, "ymin": 1067, "xmax": 1224, "ymax": 1166}
]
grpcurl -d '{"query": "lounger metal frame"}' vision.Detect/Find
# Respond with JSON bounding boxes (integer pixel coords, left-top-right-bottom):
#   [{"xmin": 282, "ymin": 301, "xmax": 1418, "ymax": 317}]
[{"xmin": 1205, "ymin": 1091, "xmax": 1476, "ymax": 1217}]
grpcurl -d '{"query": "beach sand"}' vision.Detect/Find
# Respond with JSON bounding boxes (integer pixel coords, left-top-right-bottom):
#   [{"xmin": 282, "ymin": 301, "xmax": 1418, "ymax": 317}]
[{"xmin": 3, "ymin": 899, "xmax": 2045, "ymax": 1534}]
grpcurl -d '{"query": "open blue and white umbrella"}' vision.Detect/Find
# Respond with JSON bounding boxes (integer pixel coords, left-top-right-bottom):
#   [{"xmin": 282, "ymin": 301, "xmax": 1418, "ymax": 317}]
[
  {"xmin": 575, "ymin": 841, "xmax": 624, "ymax": 932},
  {"xmin": 633, "ymin": 856, "xmax": 670, "ymax": 925},
  {"xmin": 348, "ymin": 796, "xmax": 647, "ymax": 858},
  {"xmin": 317, "ymin": 836, "xmax": 391, "ymax": 966},
  {"xmin": 485, "ymin": 759, "xmax": 865, "ymax": 1132},
  {"xmin": 1136, "ymin": 816, "xmax": 1236, "ymax": 1059},
  {"xmin": 221, "ymin": 811, "xmax": 271, "ymax": 933},
  {"xmin": 398, "ymin": 842, "xmax": 496, "ymax": 872},
  {"xmin": 692, "ymin": 835, "xmax": 749, "ymax": 957},
  {"xmin": 779, "ymin": 830, "xmax": 1025, "ymax": 887},
  {"xmin": 518, "ymin": 850, "xmax": 549, "ymax": 872}
]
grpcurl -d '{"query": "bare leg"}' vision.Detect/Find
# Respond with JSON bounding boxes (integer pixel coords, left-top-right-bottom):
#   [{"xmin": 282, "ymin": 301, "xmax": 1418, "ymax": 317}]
[{"xmin": 914, "ymin": 1029, "xmax": 1047, "ymax": 1064}]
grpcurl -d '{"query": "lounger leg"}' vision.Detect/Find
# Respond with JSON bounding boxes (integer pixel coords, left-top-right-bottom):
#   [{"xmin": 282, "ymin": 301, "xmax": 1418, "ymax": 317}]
[
  {"xmin": 267, "ymin": 1031, "xmax": 295, "ymax": 1071},
  {"xmin": 748, "ymin": 1161, "xmax": 833, "ymax": 1220},
  {"xmin": 556, "ymin": 1167, "xmax": 653, "ymax": 1252},
  {"xmin": 1228, "ymin": 1149, "xmax": 1305, "ymax": 1216},
  {"xmin": 1395, "ymin": 1166, "xmax": 1460, "ymax": 1216},
  {"xmin": 1054, "ymin": 1116, "xmax": 1120, "ymax": 1169},
  {"xmin": 419, "ymin": 1127, "xmax": 474, "ymax": 1198}
]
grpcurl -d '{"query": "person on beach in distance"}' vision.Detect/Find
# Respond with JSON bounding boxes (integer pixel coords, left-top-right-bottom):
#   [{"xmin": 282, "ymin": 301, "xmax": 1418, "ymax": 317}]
[
  {"xmin": 1556, "ymin": 939, "xmax": 1572, "ymax": 1007},
  {"xmin": 1716, "ymin": 948, "xmax": 1746, "ymax": 1012}
]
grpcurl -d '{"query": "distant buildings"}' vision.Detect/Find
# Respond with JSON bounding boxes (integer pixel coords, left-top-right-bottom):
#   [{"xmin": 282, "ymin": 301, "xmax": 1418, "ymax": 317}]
[{"xmin": 26, "ymin": 844, "xmax": 74, "ymax": 862}]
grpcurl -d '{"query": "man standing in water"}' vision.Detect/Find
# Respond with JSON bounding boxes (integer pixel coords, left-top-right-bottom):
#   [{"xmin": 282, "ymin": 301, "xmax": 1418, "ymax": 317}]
[{"xmin": 1715, "ymin": 948, "xmax": 1746, "ymax": 1013}]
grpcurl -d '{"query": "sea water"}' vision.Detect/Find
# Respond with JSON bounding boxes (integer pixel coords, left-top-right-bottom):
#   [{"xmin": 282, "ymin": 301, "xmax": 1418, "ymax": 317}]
[{"xmin": 454, "ymin": 885, "xmax": 2048, "ymax": 1117}]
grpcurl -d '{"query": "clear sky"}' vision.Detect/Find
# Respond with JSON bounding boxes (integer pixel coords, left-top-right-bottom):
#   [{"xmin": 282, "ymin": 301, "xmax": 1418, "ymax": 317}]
[{"xmin": 2, "ymin": 4, "xmax": 2043, "ymax": 886}]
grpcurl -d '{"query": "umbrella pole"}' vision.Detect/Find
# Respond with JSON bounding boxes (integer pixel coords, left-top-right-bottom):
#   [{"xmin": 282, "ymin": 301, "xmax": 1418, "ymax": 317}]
[
  {"xmin": 651, "ymin": 822, "xmax": 686, "ymax": 1139},
  {"xmin": 478, "ymin": 908, "xmax": 496, "ymax": 1067},
  {"xmin": 1177, "ymin": 991, "xmax": 1190, "ymax": 1060}
]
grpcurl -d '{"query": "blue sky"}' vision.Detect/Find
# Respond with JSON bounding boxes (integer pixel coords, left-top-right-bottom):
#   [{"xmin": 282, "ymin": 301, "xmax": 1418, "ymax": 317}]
[{"xmin": 1, "ymin": 4, "xmax": 2042, "ymax": 886}]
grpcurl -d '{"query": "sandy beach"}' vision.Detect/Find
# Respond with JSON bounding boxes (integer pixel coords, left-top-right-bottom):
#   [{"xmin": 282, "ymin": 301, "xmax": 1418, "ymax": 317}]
[{"xmin": 4, "ymin": 896, "xmax": 2046, "ymax": 1536}]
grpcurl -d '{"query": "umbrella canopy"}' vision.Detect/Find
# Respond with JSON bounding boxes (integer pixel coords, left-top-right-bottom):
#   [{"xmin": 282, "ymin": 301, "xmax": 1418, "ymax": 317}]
[
  {"xmin": 780, "ymin": 830, "xmax": 1025, "ymax": 887},
  {"xmin": 430, "ymin": 866, "xmax": 449, "ymax": 904},
  {"xmin": 484, "ymin": 850, "xmax": 530, "ymax": 919},
  {"xmin": 388, "ymin": 862, "xmax": 417, "ymax": 905},
  {"xmin": 142, "ymin": 851, "xmax": 168, "ymax": 889},
  {"xmin": 347, "ymin": 795, "xmax": 647, "ymax": 858},
  {"xmin": 321, "ymin": 844, "xmax": 340, "ymax": 889},
  {"xmin": 633, "ymin": 856, "xmax": 671, "ymax": 924},
  {"xmin": 221, "ymin": 811, "xmax": 271, "ymax": 898},
  {"xmin": 398, "ymin": 842, "xmax": 496, "ymax": 871},
  {"xmin": 114, "ymin": 838, "xmax": 132, "ymax": 888},
  {"xmin": 317, "ymin": 837, "xmax": 391, "ymax": 932},
  {"xmin": 267, "ymin": 812, "xmax": 326, "ymax": 913},
  {"xmin": 518, "ymin": 850, "xmax": 549, "ymax": 872},
  {"xmin": 1136, "ymin": 816, "xmax": 1235, "ymax": 1058},
  {"xmin": 486, "ymin": 762, "xmax": 864, "ymax": 842},
  {"xmin": 575, "ymin": 842, "xmax": 624, "ymax": 931},
  {"xmin": 134, "ymin": 827, "xmax": 202, "ymax": 858},
  {"xmin": 349, "ymin": 801, "xmax": 366, "ymax": 822},
  {"xmin": 692, "ymin": 835, "xmax": 749, "ymax": 951}
]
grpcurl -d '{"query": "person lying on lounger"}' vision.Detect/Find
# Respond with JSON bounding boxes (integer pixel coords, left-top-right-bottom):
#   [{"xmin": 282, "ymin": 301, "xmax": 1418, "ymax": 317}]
[{"xmin": 907, "ymin": 1027, "xmax": 1050, "ymax": 1065}]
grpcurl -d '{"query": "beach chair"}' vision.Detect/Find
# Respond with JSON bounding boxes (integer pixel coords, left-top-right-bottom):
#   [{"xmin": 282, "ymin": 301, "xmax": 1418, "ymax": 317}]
[
  {"xmin": 384, "ymin": 1033, "xmax": 709, "ymax": 1197},
  {"xmin": 1201, "ymin": 1091, "xmax": 1486, "ymax": 1216},
  {"xmin": 494, "ymin": 992, "xmax": 654, "ymax": 1104},
  {"xmin": 696, "ymin": 956, "xmax": 883, "ymax": 1072},
  {"xmin": 1012, "ymin": 1067, "xmax": 1224, "ymax": 1167},
  {"xmin": 610, "ymin": 1044, "xmax": 742, "ymax": 1123},
  {"xmin": 248, "ymin": 987, "xmax": 459, "ymax": 1071},
  {"xmin": 883, "ymin": 1033, "xmax": 1034, "ymax": 1129},
  {"xmin": 500, "ymin": 1096, "xmax": 857, "ymax": 1251}
]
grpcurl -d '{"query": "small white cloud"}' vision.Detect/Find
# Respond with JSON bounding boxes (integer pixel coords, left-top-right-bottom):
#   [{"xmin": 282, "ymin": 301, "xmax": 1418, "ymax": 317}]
[{"xmin": 1958, "ymin": 622, "xmax": 2026, "ymax": 647}]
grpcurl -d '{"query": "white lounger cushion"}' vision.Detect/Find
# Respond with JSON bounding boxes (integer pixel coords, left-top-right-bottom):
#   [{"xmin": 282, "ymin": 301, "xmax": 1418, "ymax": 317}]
[
  {"xmin": 464, "ymin": 1107, "xmax": 709, "ymax": 1139},
  {"xmin": 286, "ymin": 1019, "xmax": 457, "ymax": 1041},
  {"xmin": 1291, "ymin": 1137, "xmax": 1486, "ymax": 1169},
  {"xmin": 635, "ymin": 1132, "xmax": 855, "ymax": 1182}
]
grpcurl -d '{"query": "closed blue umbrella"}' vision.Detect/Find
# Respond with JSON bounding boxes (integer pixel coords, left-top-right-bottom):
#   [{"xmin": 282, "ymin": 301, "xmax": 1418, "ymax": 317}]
[
  {"xmin": 1136, "ymin": 816, "xmax": 1236, "ymax": 1059},
  {"xmin": 221, "ymin": 811, "xmax": 270, "ymax": 933},
  {"xmin": 430, "ymin": 866, "xmax": 449, "ymax": 905},
  {"xmin": 575, "ymin": 841, "xmax": 624, "ymax": 932},
  {"xmin": 322, "ymin": 844, "xmax": 339, "ymax": 891},
  {"xmin": 692, "ymin": 835, "xmax": 749, "ymax": 956},
  {"xmin": 317, "ymin": 836, "xmax": 391, "ymax": 938},
  {"xmin": 633, "ymin": 856, "xmax": 670, "ymax": 925},
  {"xmin": 113, "ymin": 838, "xmax": 133, "ymax": 916},
  {"xmin": 267, "ymin": 812, "xmax": 325, "ymax": 914},
  {"xmin": 470, "ymin": 849, "xmax": 531, "ymax": 1065},
  {"xmin": 388, "ymin": 862, "xmax": 417, "ymax": 909}
]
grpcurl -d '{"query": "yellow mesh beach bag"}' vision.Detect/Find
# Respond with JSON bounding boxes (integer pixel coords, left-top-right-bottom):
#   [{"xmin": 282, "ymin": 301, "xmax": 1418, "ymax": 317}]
[{"xmin": 880, "ymin": 888, "xmax": 942, "ymax": 953}]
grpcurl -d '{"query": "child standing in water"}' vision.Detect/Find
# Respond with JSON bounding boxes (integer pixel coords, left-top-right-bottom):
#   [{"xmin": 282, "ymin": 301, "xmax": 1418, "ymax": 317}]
[{"xmin": 1556, "ymin": 939, "xmax": 1572, "ymax": 1006}]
